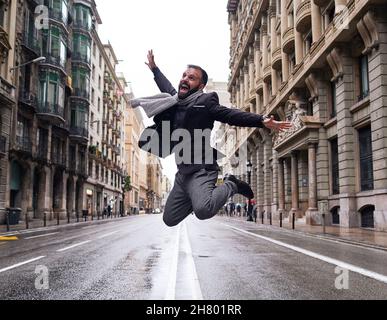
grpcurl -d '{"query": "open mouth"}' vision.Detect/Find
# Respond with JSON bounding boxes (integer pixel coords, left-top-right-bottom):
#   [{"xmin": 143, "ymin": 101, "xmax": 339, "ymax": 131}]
[{"xmin": 179, "ymin": 83, "xmax": 190, "ymax": 93}]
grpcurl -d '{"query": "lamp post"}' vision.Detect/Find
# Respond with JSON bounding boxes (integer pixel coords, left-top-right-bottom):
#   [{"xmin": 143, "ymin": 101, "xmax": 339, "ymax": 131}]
[
  {"xmin": 246, "ymin": 161, "xmax": 254, "ymax": 222},
  {"xmin": 10, "ymin": 56, "xmax": 46, "ymax": 72}
]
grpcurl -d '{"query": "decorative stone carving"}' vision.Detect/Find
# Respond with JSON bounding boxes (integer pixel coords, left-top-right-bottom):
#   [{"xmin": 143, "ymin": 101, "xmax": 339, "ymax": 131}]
[
  {"xmin": 274, "ymin": 97, "xmax": 307, "ymax": 147},
  {"xmin": 305, "ymin": 73, "xmax": 319, "ymax": 102},
  {"xmin": 357, "ymin": 11, "xmax": 379, "ymax": 55},
  {"xmin": 326, "ymin": 47, "xmax": 343, "ymax": 82}
]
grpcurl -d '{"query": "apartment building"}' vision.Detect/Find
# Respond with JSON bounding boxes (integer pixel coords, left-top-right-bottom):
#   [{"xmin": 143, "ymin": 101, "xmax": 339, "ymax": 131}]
[{"xmin": 227, "ymin": 0, "xmax": 387, "ymax": 231}]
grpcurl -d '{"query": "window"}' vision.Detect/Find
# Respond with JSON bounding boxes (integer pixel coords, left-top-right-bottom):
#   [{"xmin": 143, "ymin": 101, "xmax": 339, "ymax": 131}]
[
  {"xmin": 91, "ymin": 88, "xmax": 95, "ymax": 104},
  {"xmin": 324, "ymin": 1, "xmax": 335, "ymax": 28},
  {"xmin": 361, "ymin": 206, "xmax": 375, "ymax": 229},
  {"xmin": 46, "ymin": 25, "xmax": 67, "ymax": 68},
  {"xmin": 359, "ymin": 55, "xmax": 369, "ymax": 101},
  {"xmin": 303, "ymin": 30, "xmax": 312, "ymax": 55},
  {"xmin": 331, "ymin": 138, "xmax": 339, "ymax": 195},
  {"xmin": 92, "ymin": 64, "xmax": 95, "ymax": 80},
  {"xmin": 73, "ymin": 3, "xmax": 91, "ymax": 30},
  {"xmin": 0, "ymin": 1, "xmax": 5, "ymax": 27},
  {"xmin": 73, "ymin": 32, "xmax": 91, "ymax": 64},
  {"xmin": 330, "ymin": 81, "xmax": 337, "ymax": 118},
  {"xmin": 88, "ymin": 160, "xmax": 93, "ymax": 177},
  {"xmin": 93, "ymin": 42, "xmax": 96, "ymax": 57},
  {"xmin": 72, "ymin": 66, "xmax": 90, "ymax": 99},
  {"xmin": 90, "ymin": 112, "xmax": 94, "ymax": 129},
  {"xmin": 289, "ymin": 52, "xmax": 296, "ymax": 74},
  {"xmin": 331, "ymin": 207, "xmax": 340, "ymax": 225},
  {"xmin": 39, "ymin": 71, "xmax": 65, "ymax": 111},
  {"xmin": 359, "ymin": 126, "xmax": 374, "ymax": 191},
  {"xmin": 70, "ymin": 101, "xmax": 88, "ymax": 129},
  {"xmin": 98, "ymin": 97, "xmax": 101, "ymax": 112},
  {"xmin": 98, "ymin": 76, "xmax": 101, "ymax": 90}
]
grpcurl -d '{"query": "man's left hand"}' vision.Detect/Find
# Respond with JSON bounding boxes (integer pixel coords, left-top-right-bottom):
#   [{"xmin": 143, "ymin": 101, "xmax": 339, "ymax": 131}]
[{"xmin": 263, "ymin": 116, "xmax": 293, "ymax": 132}]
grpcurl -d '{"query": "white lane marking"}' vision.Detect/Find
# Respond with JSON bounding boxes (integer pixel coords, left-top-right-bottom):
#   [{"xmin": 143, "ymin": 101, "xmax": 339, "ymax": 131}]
[
  {"xmin": 56, "ymin": 241, "xmax": 91, "ymax": 253},
  {"xmin": 97, "ymin": 231, "xmax": 119, "ymax": 239},
  {"xmin": 25, "ymin": 232, "xmax": 59, "ymax": 240},
  {"xmin": 0, "ymin": 256, "xmax": 46, "ymax": 273},
  {"xmin": 165, "ymin": 224, "xmax": 181, "ymax": 300},
  {"xmin": 224, "ymin": 224, "xmax": 387, "ymax": 284},
  {"xmin": 179, "ymin": 221, "xmax": 203, "ymax": 300}
]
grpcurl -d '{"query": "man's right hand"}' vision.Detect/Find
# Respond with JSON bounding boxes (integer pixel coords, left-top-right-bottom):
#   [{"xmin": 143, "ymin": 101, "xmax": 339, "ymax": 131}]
[{"xmin": 145, "ymin": 49, "xmax": 157, "ymax": 71}]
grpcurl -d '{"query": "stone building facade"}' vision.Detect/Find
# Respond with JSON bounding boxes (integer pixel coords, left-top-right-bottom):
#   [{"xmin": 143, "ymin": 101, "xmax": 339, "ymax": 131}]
[
  {"xmin": 227, "ymin": 0, "xmax": 387, "ymax": 231},
  {"xmin": 0, "ymin": 0, "xmax": 129, "ymax": 224},
  {"xmin": 0, "ymin": 0, "xmax": 17, "ymax": 222}
]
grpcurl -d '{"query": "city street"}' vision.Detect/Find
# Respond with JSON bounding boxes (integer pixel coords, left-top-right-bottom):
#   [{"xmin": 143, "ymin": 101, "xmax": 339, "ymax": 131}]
[{"xmin": 0, "ymin": 214, "xmax": 387, "ymax": 300}]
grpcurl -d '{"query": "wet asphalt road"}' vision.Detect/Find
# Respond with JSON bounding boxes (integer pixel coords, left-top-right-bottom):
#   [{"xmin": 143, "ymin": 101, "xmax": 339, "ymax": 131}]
[{"xmin": 0, "ymin": 214, "xmax": 387, "ymax": 300}]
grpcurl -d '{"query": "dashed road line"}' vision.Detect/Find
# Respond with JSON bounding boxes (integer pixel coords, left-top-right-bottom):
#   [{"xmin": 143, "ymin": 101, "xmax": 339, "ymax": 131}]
[
  {"xmin": 56, "ymin": 241, "xmax": 91, "ymax": 253},
  {"xmin": 0, "ymin": 256, "xmax": 46, "ymax": 274},
  {"xmin": 97, "ymin": 231, "xmax": 119, "ymax": 239},
  {"xmin": 224, "ymin": 224, "xmax": 387, "ymax": 284},
  {"xmin": 24, "ymin": 233, "xmax": 59, "ymax": 240}
]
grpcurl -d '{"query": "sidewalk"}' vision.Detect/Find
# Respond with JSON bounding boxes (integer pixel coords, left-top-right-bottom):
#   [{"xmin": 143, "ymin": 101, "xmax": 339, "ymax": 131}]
[
  {"xmin": 222, "ymin": 215, "xmax": 387, "ymax": 252},
  {"xmin": 0, "ymin": 214, "xmax": 129, "ymax": 236}
]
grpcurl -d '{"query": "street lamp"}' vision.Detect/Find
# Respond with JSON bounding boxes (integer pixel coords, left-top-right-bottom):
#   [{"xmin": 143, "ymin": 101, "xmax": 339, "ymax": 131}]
[
  {"xmin": 246, "ymin": 160, "xmax": 254, "ymax": 222},
  {"xmin": 10, "ymin": 56, "xmax": 46, "ymax": 72}
]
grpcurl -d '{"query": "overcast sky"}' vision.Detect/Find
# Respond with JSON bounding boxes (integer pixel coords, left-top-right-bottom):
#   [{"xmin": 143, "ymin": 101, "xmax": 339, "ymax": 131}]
[{"xmin": 96, "ymin": 0, "xmax": 231, "ymax": 183}]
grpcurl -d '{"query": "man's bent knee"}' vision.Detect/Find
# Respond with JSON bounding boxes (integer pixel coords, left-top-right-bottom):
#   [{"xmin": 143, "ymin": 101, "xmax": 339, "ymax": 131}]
[
  {"xmin": 194, "ymin": 207, "xmax": 215, "ymax": 221},
  {"xmin": 163, "ymin": 215, "xmax": 179, "ymax": 227}
]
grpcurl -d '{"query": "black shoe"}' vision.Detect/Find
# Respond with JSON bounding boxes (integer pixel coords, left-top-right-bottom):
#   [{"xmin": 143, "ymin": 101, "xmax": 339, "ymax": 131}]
[{"xmin": 224, "ymin": 175, "xmax": 254, "ymax": 199}]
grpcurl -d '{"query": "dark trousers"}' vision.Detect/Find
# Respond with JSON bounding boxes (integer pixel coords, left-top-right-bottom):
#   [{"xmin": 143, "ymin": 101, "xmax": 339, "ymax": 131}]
[{"xmin": 163, "ymin": 169, "xmax": 237, "ymax": 227}]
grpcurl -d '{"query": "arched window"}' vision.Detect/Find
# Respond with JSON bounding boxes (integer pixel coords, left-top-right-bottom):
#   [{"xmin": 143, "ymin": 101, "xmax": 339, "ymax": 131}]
[
  {"xmin": 360, "ymin": 205, "xmax": 375, "ymax": 229},
  {"xmin": 331, "ymin": 207, "xmax": 340, "ymax": 225}
]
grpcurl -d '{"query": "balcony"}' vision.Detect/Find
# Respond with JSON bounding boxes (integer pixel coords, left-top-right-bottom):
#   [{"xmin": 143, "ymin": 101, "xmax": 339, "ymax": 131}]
[
  {"xmin": 73, "ymin": 20, "xmax": 92, "ymax": 33},
  {"xmin": 76, "ymin": 163, "xmax": 88, "ymax": 178},
  {"xmin": 69, "ymin": 127, "xmax": 89, "ymax": 144},
  {"xmin": 49, "ymin": 10, "xmax": 68, "ymax": 26},
  {"xmin": 37, "ymin": 102, "xmax": 65, "ymax": 124},
  {"xmin": 18, "ymin": 91, "xmax": 38, "ymax": 109},
  {"xmin": 0, "ymin": 136, "xmax": 7, "ymax": 158},
  {"xmin": 14, "ymin": 136, "xmax": 32, "ymax": 155},
  {"xmin": 0, "ymin": 25, "xmax": 12, "ymax": 64},
  {"xmin": 72, "ymin": 87, "xmax": 90, "ymax": 101},
  {"xmin": 282, "ymin": 27, "xmax": 295, "ymax": 54},
  {"xmin": 22, "ymin": 32, "xmax": 41, "ymax": 57},
  {"xmin": 296, "ymin": 1, "xmax": 312, "ymax": 33},
  {"xmin": 263, "ymin": 65, "xmax": 272, "ymax": 83},
  {"xmin": 272, "ymin": 47, "xmax": 282, "ymax": 70},
  {"xmin": 72, "ymin": 52, "xmax": 91, "ymax": 68},
  {"xmin": 42, "ymin": 54, "xmax": 67, "ymax": 70},
  {"xmin": 51, "ymin": 152, "xmax": 66, "ymax": 168}
]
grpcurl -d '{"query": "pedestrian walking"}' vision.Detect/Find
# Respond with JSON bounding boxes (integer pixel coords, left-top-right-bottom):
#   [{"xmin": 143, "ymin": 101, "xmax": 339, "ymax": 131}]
[{"xmin": 132, "ymin": 50, "xmax": 292, "ymax": 227}]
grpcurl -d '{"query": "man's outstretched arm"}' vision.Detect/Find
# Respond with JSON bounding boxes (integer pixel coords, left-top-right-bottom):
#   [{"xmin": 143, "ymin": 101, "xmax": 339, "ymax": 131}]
[
  {"xmin": 145, "ymin": 50, "xmax": 177, "ymax": 96},
  {"xmin": 208, "ymin": 92, "xmax": 292, "ymax": 132}
]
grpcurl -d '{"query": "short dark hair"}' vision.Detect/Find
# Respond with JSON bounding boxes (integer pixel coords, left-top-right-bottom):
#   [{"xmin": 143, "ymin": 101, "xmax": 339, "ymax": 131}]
[{"xmin": 187, "ymin": 64, "xmax": 208, "ymax": 87}]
